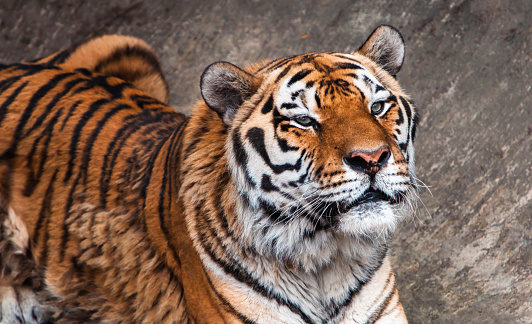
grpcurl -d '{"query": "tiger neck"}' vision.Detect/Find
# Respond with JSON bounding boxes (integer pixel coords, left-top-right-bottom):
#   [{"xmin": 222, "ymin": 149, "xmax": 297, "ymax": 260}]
[{"xmin": 177, "ymin": 105, "xmax": 389, "ymax": 322}]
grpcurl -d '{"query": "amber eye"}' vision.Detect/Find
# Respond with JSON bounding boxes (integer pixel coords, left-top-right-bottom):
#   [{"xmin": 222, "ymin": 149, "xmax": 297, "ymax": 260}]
[
  {"xmin": 293, "ymin": 115, "xmax": 314, "ymax": 127},
  {"xmin": 371, "ymin": 101, "xmax": 384, "ymax": 115}
]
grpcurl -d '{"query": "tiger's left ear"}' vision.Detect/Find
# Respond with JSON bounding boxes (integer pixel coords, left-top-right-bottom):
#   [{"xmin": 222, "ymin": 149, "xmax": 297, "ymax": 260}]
[
  {"xmin": 201, "ymin": 62, "xmax": 260, "ymax": 124},
  {"xmin": 356, "ymin": 25, "xmax": 405, "ymax": 76}
]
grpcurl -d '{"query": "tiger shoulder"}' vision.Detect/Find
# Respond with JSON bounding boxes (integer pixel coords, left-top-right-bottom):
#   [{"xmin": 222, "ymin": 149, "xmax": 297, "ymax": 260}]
[{"xmin": 0, "ymin": 25, "xmax": 417, "ymax": 323}]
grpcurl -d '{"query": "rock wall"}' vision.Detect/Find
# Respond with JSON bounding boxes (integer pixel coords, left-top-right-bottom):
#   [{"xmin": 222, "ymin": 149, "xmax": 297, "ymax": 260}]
[{"xmin": 1, "ymin": 0, "xmax": 530, "ymax": 322}]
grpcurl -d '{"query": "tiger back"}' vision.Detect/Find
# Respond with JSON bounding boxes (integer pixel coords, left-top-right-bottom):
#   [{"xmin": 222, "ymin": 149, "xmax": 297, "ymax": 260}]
[
  {"xmin": 0, "ymin": 35, "xmax": 189, "ymax": 323},
  {"xmin": 0, "ymin": 26, "xmax": 417, "ymax": 323}
]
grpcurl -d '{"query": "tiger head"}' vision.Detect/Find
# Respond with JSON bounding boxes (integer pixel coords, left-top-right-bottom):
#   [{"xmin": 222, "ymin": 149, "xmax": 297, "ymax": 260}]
[{"xmin": 200, "ymin": 25, "xmax": 417, "ymax": 270}]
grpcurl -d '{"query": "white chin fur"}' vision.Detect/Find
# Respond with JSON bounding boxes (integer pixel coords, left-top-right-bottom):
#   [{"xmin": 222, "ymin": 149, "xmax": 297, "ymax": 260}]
[
  {"xmin": 238, "ymin": 197, "xmax": 410, "ymax": 272},
  {"xmin": 338, "ymin": 201, "xmax": 401, "ymax": 239}
]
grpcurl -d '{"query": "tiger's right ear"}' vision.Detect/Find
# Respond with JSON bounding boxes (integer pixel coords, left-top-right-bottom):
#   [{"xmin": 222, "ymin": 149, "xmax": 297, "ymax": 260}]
[
  {"xmin": 356, "ymin": 25, "xmax": 405, "ymax": 76},
  {"xmin": 200, "ymin": 62, "xmax": 260, "ymax": 124}
]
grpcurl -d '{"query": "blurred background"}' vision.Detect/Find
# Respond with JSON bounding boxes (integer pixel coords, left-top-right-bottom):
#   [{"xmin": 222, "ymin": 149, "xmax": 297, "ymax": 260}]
[{"xmin": 1, "ymin": 0, "xmax": 530, "ymax": 322}]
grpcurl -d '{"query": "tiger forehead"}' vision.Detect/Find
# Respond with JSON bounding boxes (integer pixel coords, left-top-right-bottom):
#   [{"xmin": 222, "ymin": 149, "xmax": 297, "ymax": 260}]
[
  {"xmin": 259, "ymin": 53, "xmax": 374, "ymax": 110},
  {"xmin": 260, "ymin": 53, "xmax": 368, "ymax": 81}
]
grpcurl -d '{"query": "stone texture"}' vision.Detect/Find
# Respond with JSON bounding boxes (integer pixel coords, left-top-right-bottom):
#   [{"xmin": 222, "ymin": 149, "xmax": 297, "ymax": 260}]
[{"xmin": 1, "ymin": 0, "xmax": 530, "ymax": 322}]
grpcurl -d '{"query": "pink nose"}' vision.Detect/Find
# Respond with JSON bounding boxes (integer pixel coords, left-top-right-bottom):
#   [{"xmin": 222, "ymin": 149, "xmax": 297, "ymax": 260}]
[{"xmin": 344, "ymin": 146, "xmax": 391, "ymax": 176}]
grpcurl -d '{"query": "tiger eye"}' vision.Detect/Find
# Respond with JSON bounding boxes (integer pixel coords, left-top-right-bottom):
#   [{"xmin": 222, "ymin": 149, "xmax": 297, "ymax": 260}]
[
  {"xmin": 294, "ymin": 116, "xmax": 314, "ymax": 127},
  {"xmin": 371, "ymin": 102, "xmax": 384, "ymax": 115}
]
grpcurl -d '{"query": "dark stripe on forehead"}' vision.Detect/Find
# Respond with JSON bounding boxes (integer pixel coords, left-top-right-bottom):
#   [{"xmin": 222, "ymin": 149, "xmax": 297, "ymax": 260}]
[
  {"xmin": 334, "ymin": 62, "xmax": 363, "ymax": 71},
  {"xmin": 274, "ymin": 65, "xmax": 292, "ymax": 83},
  {"xmin": 314, "ymin": 92, "xmax": 321, "ymax": 109},
  {"xmin": 363, "ymin": 75, "xmax": 374, "ymax": 86},
  {"xmin": 354, "ymin": 86, "xmax": 365, "ymax": 102},
  {"xmin": 296, "ymin": 53, "xmax": 320, "ymax": 65},
  {"xmin": 280, "ymin": 103, "xmax": 298, "ymax": 110},
  {"xmin": 345, "ymin": 73, "xmax": 359, "ymax": 80},
  {"xmin": 259, "ymin": 55, "xmax": 298, "ymax": 72},
  {"xmin": 287, "ymin": 69, "xmax": 312, "ymax": 87}
]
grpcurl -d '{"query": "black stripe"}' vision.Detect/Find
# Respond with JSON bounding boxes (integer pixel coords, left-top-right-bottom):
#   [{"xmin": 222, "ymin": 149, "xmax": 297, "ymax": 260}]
[
  {"xmin": 261, "ymin": 55, "xmax": 297, "ymax": 73},
  {"xmin": 261, "ymin": 95, "xmax": 274, "ymax": 114},
  {"xmin": 0, "ymin": 72, "xmax": 74, "ymax": 160},
  {"xmin": 59, "ymin": 100, "xmax": 82, "ymax": 131},
  {"xmin": 46, "ymin": 47, "xmax": 76, "ymax": 65},
  {"xmin": 399, "ymin": 97, "xmax": 412, "ymax": 123},
  {"xmin": 366, "ymin": 276, "xmax": 396, "ymax": 324},
  {"xmin": 64, "ymin": 98, "xmax": 109, "ymax": 183},
  {"xmin": 399, "ymin": 96, "xmax": 413, "ymax": 149},
  {"xmin": 334, "ymin": 62, "xmax": 363, "ymax": 71},
  {"xmin": 0, "ymin": 75, "xmax": 23, "ymax": 96},
  {"xmin": 260, "ymin": 174, "xmax": 280, "ymax": 193},
  {"xmin": 1, "ymin": 63, "xmax": 60, "ymax": 72},
  {"xmin": 232, "ymin": 127, "xmax": 248, "ymax": 167},
  {"xmin": 60, "ymin": 171, "xmax": 79, "ymax": 261},
  {"xmin": 35, "ymin": 169, "xmax": 59, "ymax": 267},
  {"xmin": 355, "ymin": 85, "xmax": 366, "ymax": 102},
  {"xmin": 375, "ymin": 84, "xmax": 386, "ymax": 93},
  {"xmin": 138, "ymin": 125, "xmax": 176, "ymax": 212},
  {"xmin": 23, "ymin": 107, "xmax": 64, "ymax": 197},
  {"xmin": 203, "ymin": 267, "xmax": 256, "ymax": 324},
  {"xmin": 276, "ymin": 135, "xmax": 298, "ymax": 152},
  {"xmin": 274, "ymin": 65, "xmax": 292, "ymax": 83},
  {"xmin": 79, "ymin": 104, "xmax": 132, "ymax": 185},
  {"xmin": 287, "ymin": 69, "xmax": 312, "ymax": 87},
  {"xmin": 99, "ymin": 114, "xmax": 147, "ymax": 207},
  {"xmin": 130, "ymin": 94, "xmax": 163, "ymax": 107},
  {"xmin": 314, "ymin": 92, "xmax": 321, "ymax": 109},
  {"xmin": 395, "ymin": 103, "xmax": 404, "ymax": 125},
  {"xmin": 0, "ymin": 81, "xmax": 28, "ymax": 127},
  {"xmin": 94, "ymin": 44, "xmax": 164, "ymax": 77},
  {"xmin": 159, "ymin": 125, "xmax": 187, "ymax": 268},
  {"xmin": 288, "ymin": 159, "xmax": 313, "ymax": 187},
  {"xmin": 247, "ymin": 127, "xmax": 303, "ymax": 174},
  {"xmin": 196, "ymin": 207, "xmax": 314, "ymax": 324},
  {"xmin": 232, "ymin": 127, "xmax": 255, "ymax": 187},
  {"xmin": 411, "ymin": 113, "xmax": 420, "ymax": 141},
  {"xmin": 280, "ymin": 103, "xmax": 298, "ymax": 110},
  {"xmin": 24, "ymin": 77, "xmax": 85, "ymax": 137},
  {"xmin": 327, "ymin": 247, "xmax": 388, "ymax": 320},
  {"xmin": 344, "ymin": 73, "xmax": 359, "ymax": 80}
]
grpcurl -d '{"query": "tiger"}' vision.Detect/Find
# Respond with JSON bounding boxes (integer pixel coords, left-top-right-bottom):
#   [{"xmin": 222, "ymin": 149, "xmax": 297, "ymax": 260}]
[{"xmin": 0, "ymin": 25, "xmax": 418, "ymax": 323}]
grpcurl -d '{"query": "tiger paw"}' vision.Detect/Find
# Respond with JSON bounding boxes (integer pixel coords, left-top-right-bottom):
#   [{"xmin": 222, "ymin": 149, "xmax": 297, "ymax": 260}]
[{"xmin": 0, "ymin": 285, "xmax": 51, "ymax": 324}]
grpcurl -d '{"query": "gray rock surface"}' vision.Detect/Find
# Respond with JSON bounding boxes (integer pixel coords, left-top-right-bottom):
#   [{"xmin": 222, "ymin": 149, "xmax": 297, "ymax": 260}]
[{"xmin": 1, "ymin": 0, "xmax": 530, "ymax": 322}]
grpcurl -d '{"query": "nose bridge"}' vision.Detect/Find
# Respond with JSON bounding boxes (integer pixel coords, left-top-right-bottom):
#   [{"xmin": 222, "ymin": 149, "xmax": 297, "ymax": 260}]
[{"xmin": 343, "ymin": 110, "xmax": 389, "ymax": 152}]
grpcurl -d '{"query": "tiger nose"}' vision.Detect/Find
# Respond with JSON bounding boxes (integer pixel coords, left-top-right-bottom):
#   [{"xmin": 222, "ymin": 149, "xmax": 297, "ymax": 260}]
[{"xmin": 343, "ymin": 146, "xmax": 391, "ymax": 176}]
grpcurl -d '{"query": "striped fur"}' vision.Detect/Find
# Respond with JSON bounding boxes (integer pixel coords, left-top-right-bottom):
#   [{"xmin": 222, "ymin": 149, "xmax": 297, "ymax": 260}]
[{"xmin": 0, "ymin": 25, "xmax": 416, "ymax": 323}]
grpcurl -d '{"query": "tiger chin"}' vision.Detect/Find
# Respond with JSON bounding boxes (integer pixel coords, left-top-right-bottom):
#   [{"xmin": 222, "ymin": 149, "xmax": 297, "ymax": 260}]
[{"xmin": 0, "ymin": 25, "xmax": 416, "ymax": 323}]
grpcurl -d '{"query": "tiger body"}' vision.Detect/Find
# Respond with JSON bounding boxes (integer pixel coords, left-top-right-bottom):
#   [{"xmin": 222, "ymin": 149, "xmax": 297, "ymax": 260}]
[{"xmin": 0, "ymin": 27, "xmax": 416, "ymax": 323}]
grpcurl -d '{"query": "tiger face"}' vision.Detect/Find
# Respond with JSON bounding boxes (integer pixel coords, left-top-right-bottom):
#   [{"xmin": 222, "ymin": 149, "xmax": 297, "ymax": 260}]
[{"xmin": 201, "ymin": 26, "xmax": 417, "ymax": 270}]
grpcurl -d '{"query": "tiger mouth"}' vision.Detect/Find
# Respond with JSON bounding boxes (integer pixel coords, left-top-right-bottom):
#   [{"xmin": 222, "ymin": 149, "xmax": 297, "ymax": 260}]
[
  {"xmin": 310, "ymin": 187, "xmax": 403, "ymax": 223},
  {"xmin": 259, "ymin": 187, "xmax": 404, "ymax": 230}
]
